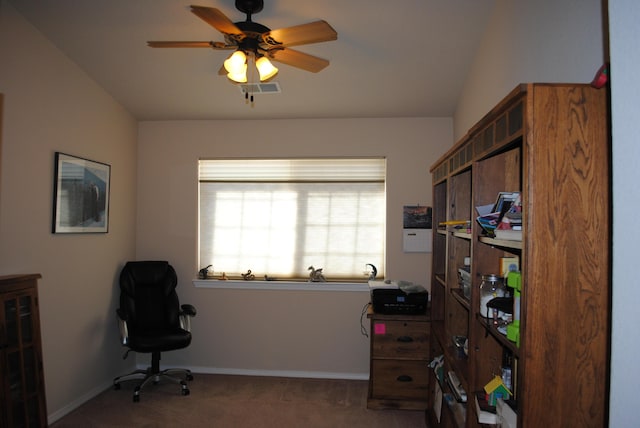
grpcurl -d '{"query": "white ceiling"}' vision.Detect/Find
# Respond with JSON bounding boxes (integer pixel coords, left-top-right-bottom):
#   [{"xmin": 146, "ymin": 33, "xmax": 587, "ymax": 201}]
[{"xmin": 9, "ymin": 0, "xmax": 495, "ymax": 121}]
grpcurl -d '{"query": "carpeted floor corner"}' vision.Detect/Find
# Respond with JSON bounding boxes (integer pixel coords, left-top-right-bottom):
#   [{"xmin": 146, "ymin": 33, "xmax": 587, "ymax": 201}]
[{"xmin": 50, "ymin": 374, "xmax": 426, "ymax": 428}]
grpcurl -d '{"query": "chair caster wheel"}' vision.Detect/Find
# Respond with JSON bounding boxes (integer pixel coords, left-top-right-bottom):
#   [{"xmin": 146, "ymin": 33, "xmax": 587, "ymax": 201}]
[
  {"xmin": 180, "ymin": 381, "xmax": 190, "ymax": 396},
  {"xmin": 133, "ymin": 395, "xmax": 140, "ymax": 403},
  {"xmin": 113, "ymin": 383, "xmax": 121, "ymax": 390},
  {"xmin": 186, "ymin": 374, "xmax": 194, "ymax": 381}
]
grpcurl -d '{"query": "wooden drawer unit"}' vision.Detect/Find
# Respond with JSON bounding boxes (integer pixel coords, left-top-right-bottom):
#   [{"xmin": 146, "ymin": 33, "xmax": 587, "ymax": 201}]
[
  {"xmin": 370, "ymin": 360, "xmax": 429, "ymax": 400},
  {"xmin": 367, "ymin": 306, "xmax": 430, "ymax": 410},
  {"xmin": 370, "ymin": 319, "xmax": 429, "ymax": 359}
]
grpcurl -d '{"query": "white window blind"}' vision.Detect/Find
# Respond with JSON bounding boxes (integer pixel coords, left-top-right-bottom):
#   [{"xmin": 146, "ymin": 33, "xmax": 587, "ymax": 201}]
[{"xmin": 199, "ymin": 158, "xmax": 386, "ymax": 281}]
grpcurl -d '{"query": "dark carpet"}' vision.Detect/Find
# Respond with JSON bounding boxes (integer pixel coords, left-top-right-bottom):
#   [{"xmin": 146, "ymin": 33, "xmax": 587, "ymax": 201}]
[{"xmin": 50, "ymin": 374, "xmax": 426, "ymax": 427}]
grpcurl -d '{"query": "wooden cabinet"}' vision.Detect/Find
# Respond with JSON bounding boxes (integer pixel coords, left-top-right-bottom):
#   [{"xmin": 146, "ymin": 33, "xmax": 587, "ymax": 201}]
[
  {"xmin": 367, "ymin": 306, "xmax": 430, "ymax": 410},
  {"xmin": 427, "ymin": 84, "xmax": 610, "ymax": 427},
  {"xmin": 0, "ymin": 274, "xmax": 47, "ymax": 428}
]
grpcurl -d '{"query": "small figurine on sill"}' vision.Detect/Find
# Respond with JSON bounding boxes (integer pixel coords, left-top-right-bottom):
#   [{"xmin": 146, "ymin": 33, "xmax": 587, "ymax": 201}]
[
  {"xmin": 308, "ymin": 266, "xmax": 326, "ymax": 282},
  {"xmin": 198, "ymin": 265, "xmax": 212, "ymax": 279},
  {"xmin": 241, "ymin": 269, "xmax": 255, "ymax": 280},
  {"xmin": 365, "ymin": 263, "xmax": 378, "ymax": 280}
]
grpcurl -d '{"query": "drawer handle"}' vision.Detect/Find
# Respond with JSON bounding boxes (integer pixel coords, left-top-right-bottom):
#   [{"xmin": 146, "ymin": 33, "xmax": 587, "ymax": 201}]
[
  {"xmin": 397, "ymin": 336, "xmax": 414, "ymax": 343},
  {"xmin": 397, "ymin": 375, "xmax": 413, "ymax": 382}
]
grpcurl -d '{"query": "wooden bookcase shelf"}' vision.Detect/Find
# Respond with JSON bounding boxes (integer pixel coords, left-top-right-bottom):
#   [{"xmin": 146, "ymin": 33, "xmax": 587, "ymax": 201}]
[
  {"xmin": 426, "ymin": 84, "xmax": 610, "ymax": 428},
  {"xmin": 450, "ymin": 289, "xmax": 470, "ymax": 311},
  {"xmin": 478, "ymin": 236, "xmax": 522, "ymax": 250},
  {"xmin": 475, "ymin": 315, "xmax": 519, "ymax": 357},
  {"xmin": 453, "ymin": 231, "xmax": 472, "ymax": 240},
  {"xmin": 0, "ymin": 274, "xmax": 47, "ymax": 428}
]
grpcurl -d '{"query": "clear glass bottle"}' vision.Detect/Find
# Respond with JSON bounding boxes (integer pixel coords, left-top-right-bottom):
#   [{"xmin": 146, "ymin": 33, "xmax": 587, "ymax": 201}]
[{"xmin": 479, "ymin": 274, "xmax": 505, "ymax": 318}]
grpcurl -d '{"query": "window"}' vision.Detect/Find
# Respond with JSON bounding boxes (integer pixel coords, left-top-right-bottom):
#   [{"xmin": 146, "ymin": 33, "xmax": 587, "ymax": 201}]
[{"xmin": 199, "ymin": 158, "xmax": 386, "ymax": 281}]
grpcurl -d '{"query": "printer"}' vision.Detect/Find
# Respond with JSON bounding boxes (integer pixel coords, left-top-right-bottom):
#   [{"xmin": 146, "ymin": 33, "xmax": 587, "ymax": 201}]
[{"xmin": 369, "ymin": 280, "xmax": 428, "ymax": 314}]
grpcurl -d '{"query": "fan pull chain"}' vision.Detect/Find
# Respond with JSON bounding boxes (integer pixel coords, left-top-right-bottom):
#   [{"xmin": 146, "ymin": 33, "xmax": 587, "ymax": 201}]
[{"xmin": 248, "ymin": 53, "xmax": 255, "ymax": 107}]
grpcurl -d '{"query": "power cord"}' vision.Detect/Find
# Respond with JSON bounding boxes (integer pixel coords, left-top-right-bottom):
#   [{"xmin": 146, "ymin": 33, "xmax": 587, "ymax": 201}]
[{"xmin": 359, "ymin": 302, "xmax": 370, "ymax": 338}]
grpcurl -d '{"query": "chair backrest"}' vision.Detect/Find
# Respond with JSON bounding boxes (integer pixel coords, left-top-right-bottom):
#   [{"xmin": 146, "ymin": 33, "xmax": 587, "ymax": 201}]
[{"xmin": 119, "ymin": 261, "xmax": 181, "ymax": 333}]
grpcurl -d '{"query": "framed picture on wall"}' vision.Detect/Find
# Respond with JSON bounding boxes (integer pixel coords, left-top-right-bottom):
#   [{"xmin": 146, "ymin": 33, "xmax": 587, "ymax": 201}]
[
  {"xmin": 52, "ymin": 152, "xmax": 110, "ymax": 233},
  {"xmin": 403, "ymin": 205, "xmax": 432, "ymax": 229}
]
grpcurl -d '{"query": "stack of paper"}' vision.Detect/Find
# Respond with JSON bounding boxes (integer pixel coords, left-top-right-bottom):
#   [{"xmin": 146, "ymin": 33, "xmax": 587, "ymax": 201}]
[
  {"xmin": 476, "ymin": 192, "xmax": 521, "ymax": 239},
  {"xmin": 475, "ymin": 392, "xmax": 498, "ymax": 424}
]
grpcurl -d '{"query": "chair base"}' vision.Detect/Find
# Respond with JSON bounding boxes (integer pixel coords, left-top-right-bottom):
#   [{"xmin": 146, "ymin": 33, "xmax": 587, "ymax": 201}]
[{"xmin": 113, "ymin": 351, "xmax": 193, "ymax": 402}]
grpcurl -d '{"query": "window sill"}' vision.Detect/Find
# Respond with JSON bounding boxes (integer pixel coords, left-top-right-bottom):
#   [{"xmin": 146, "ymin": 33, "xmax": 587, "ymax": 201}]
[{"xmin": 192, "ymin": 279, "xmax": 369, "ymax": 292}]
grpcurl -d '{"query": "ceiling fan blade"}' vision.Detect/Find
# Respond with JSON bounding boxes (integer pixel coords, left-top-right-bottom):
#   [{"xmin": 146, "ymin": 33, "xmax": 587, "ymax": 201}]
[
  {"xmin": 147, "ymin": 41, "xmax": 234, "ymax": 49},
  {"xmin": 218, "ymin": 64, "xmax": 227, "ymax": 76},
  {"xmin": 190, "ymin": 6, "xmax": 245, "ymax": 39},
  {"xmin": 262, "ymin": 20, "xmax": 337, "ymax": 48},
  {"xmin": 268, "ymin": 48, "xmax": 330, "ymax": 73}
]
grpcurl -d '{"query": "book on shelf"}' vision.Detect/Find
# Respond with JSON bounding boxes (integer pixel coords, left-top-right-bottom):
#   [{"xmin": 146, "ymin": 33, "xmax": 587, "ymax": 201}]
[
  {"xmin": 447, "ymin": 371, "xmax": 467, "ymax": 403},
  {"xmin": 499, "ymin": 256, "xmax": 520, "ymax": 276},
  {"xmin": 474, "ymin": 391, "xmax": 498, "ymax": 424},
  {"xmin": 438, "ymin": 220, "xmax": 472, "ymax": 233},
  {"xmin": 476, "ymin": 211, "xmax": 501, "ymax": 234},
  {"xmin": 475, "ymin": 192, "xmax": 520, "ymax": 235},
  {"xmin": 496, "ymin": 193, "xmax": 522, "ymax": 233},
  {"xmin": 494, "ymin": 228, "xmax": 522, "ymax": 241},
  {"xmin": 438, "ymin": 220, "xmax": 469, "ymax": 227}
]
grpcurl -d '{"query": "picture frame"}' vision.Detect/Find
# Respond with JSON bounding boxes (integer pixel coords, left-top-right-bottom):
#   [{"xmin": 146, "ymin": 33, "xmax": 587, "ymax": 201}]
[
  {"xmin": 403, "ymin": 205, "xmax": 432, "ymax": 229},
  {"xmin": 52, "ymin": 152, "xmax": 110, "ymax": 233}
]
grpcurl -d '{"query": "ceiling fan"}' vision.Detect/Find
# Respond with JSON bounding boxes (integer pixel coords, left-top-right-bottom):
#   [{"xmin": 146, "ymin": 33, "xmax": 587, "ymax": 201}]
[{"xmin": 148, "ymin": 1, "xmax": 338, "ymax": 85}]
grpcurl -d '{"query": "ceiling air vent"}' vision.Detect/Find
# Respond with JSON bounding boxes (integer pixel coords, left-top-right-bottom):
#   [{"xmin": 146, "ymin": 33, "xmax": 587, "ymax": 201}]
[{"xmin": 238, "ymin": 82, "xmax": 281, "ymax": 95}]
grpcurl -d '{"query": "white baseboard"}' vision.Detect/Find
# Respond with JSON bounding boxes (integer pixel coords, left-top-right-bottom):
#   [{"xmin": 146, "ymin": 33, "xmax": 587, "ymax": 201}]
[{"xmin": 186, "ymin": 365, "xmax": 370, "ymax": 381}]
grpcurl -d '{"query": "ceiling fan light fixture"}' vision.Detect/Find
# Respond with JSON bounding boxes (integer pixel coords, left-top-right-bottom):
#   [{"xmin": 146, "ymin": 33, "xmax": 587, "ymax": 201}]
[
  {"xmin": 227, "ymin": 66, "xmax": 248, "ymax": 83},
  {"xmin": 149, "ymin": 3, "xmax": 337, "ymax": 105},
  {"xmin": 256, "ymin": 56, "xmax": 278, "ymax": 81},
  {"xmin": 223, "ymin": 50, "xmax": 247, "ymax": 74}
]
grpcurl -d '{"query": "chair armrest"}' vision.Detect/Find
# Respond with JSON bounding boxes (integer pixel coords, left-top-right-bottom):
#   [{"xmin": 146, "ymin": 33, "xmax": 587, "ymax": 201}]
[
  {"xmin": 116, "ymin": 308, "xmax": 129, "ymax": 346},
  {"xmin": 179, "ymin": 304, "xmax": 196, "ymax": 332},
  {"xmin": 181, "ymin": 304, "xmax": 197, "ymax": 317}
]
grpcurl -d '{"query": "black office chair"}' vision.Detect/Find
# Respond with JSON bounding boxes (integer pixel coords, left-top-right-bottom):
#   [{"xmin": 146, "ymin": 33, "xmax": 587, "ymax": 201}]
[{"xmin": 113, "ymin": 261, "xmax": 196, "ymax": 402}]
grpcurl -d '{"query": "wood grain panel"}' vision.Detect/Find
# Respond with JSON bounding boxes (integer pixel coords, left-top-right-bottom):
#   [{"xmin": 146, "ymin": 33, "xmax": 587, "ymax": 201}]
[{"xmin": 523, "ymin": 84, "xmax": 609, "ymax": 427}]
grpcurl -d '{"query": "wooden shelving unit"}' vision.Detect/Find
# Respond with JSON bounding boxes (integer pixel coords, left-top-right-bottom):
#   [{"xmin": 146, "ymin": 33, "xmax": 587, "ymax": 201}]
[
  {"xmin": 0, "ymin": 274, "xmax": 47, "ymax": 428},
  {"xmin": 426, "ymin": 84, "xmax": 610, "ymax": 427}
]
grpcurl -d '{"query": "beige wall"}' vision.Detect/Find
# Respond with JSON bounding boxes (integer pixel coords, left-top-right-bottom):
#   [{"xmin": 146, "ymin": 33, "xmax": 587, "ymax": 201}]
[
  {"xmin": 0, "ymin": 2, "xmax": 138, "ymax": 421},
  {"xmin": 454, "ymin": 0, "xmax": 606, "ymax": 140},
  {"xmin": 136, "ymin": 117, "xmax": 452, "ymax": 376}
]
